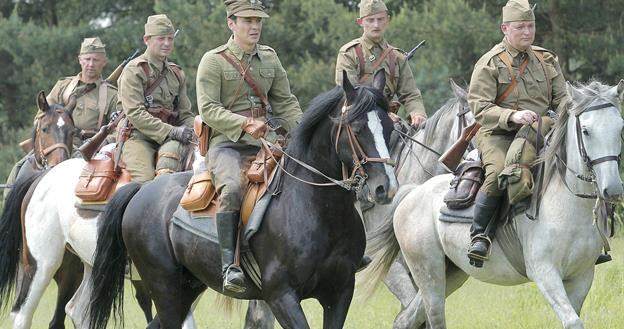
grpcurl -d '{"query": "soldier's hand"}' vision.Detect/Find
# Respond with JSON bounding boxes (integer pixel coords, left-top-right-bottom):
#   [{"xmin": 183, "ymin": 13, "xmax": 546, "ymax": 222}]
[
  {"xmin": 241, "ymin": 117, "xmax": 267, "ymax": 139},
  {"xmin": 409, "ymin": 113, "xmax": 426, "ymax": 127},
  {"xmin": 168, "ymin": 126, "xmax": 194, "ymax": 144},
  {"xmin": 510, "ymin": 110, "xmax": 538, "ymax": 125}
]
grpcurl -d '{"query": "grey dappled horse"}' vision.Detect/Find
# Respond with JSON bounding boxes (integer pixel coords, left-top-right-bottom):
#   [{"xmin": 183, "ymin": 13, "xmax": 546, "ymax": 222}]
[{"xmin": 363, "ymin": 80, "xmax": 624, "ymax": 329}]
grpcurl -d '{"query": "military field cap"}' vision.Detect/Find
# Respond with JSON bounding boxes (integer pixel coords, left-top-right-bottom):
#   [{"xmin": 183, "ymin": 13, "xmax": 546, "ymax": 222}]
[
  {"xmin": 359, "ymin": 0, "xmax": 388, "ymax": 18},
  {"xmin": 144, "ymin": 14, "xmax": 175, "ymax": 36},
  {"xmin": 80, "ymin": 37, "xmax": 106, "ymax": 55},
  {"xmin": 502, "ymin": 0, "xmax": 535, "ymax": 22},
  {"xmin": 225, "ymin": 0, "xmax": 269, "ymax": 18}
]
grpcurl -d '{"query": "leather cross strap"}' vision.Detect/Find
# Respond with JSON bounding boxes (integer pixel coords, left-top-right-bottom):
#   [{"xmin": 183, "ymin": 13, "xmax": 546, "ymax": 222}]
[
  {"xmin": 355, "ymin": 44, "xmax": 395, "ymax": 83},
  {"xmin": 219, "ymin": 52, "xmax": 270, "ymax": 111},
  {"xmin": 495, "ymin": 51, "xmax": 530, "ymax": 107},
  {"xmin": 140, "ymin": 62, "xmax": 169, "ymax": 98}
]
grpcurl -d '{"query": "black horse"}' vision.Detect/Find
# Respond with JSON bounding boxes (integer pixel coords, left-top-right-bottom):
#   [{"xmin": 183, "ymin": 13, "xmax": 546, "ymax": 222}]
[{"xmin": 88, "ymin": 71, "xmax": 398, "ymax": 329}]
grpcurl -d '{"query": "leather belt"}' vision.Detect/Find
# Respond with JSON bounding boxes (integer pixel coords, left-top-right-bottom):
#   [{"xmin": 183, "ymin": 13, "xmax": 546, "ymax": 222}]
[{"xmin": 239, "ymin": 107, "xmax": 266, "ymax": 118}]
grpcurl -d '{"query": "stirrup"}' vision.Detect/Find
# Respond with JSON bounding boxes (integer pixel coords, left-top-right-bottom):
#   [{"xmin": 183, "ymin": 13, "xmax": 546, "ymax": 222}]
[
  {"xmin": 467, "ymin": 234, "xmax": 492, "ymax": 262},
  {"xmin": 223, "ymin": 265, "xmax": 247, "ymax": 293}
]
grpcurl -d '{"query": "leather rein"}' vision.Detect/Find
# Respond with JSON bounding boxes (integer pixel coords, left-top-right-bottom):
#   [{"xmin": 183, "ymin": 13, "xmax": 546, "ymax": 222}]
[{"xmin": 264, "ymin": 103, "xmax": 394, "ymax": 192}]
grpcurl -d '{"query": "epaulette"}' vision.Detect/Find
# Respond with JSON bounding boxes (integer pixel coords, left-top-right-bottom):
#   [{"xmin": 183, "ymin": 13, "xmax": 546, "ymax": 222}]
[
  {"xmin": 476, "ymin": 43, "xmax": 507, "ymax": 65},
  {"xmin": 208, "ymin": 44, "xmax": 228, "ymax": 54},
  {"xmin": 258, "ymin": 44, "xmax": 276, "ymax": 53},
  {"xmin": 339, "ymin": 39, "xmax": 361, "ymax": 53},
  {"xmin": 531, "ymin": 45, "xmax": 553, "ymax": 54},
  {"xmin": 168, "ymin": 61, "xmax": 182, "ymax": 69},
  {"xmin": 103, "ymin": 80, "xmax": 118, "ymax": 90},
  {"xmin": 126, "ymin": 56, "xmax": 147, "ymax": 68}
]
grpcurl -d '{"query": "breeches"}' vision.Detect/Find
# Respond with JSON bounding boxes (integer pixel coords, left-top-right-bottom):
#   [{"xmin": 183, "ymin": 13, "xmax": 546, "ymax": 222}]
[
  {"xmin": 207, "ymin": 142, "xmax": 259, "ymax": 213},
  {"xmin": 122, "ymin": 136, "xmax": 190, "ymax": 182},
  {"xmin": 476, "ymin": 134, "xmax": 514, "ymax": 196}
]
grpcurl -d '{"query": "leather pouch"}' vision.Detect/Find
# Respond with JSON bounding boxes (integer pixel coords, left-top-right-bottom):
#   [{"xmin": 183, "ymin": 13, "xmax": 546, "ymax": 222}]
[
  {"xmin": 75, "ymin": 159, "xmax": 117, "ymax": 202},
  {"xmin": 180, "ymin": 171, "xmax": 216, "ymax": 212},
  {"xmin": 443, "ymin": 160, "xmax": 484, "ymax": 209},
  {"xmin": 194, "ymin": 115, "xmax": 210, "ymax": 157}
]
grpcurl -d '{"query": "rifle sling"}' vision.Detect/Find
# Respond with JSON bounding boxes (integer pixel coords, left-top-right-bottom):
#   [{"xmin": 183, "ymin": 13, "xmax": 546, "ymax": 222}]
[
  {"xmin": 140, "ymin": 62, "xmax": 169, "ymax": 99},
  {"xmin": 219, "ymin": 52, "xmax": 270, "ymax": 110},
  {"xmin": 355, "ymin": 44, "xmax": 395, "ymax": 84}
]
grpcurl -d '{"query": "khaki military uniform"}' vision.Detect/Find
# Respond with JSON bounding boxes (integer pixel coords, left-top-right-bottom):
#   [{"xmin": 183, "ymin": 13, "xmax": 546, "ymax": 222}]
[
  {"xmin": 47, "ymin": 73, "xmax": 119, "ymax": 153},
  {"xmin": 196, "ymin": 36, "xmax": 302, "ymax": 212},
  {"xmin": 468, "ymin": 39, "xmax": 567, "ymax": 196},
  {"xmin": 335, "ymin": 35, "xmax": 426, "ymax": 118},
  {"xmin": 118, "ymin": 51, "xmax": 195, "ymax": 182}
]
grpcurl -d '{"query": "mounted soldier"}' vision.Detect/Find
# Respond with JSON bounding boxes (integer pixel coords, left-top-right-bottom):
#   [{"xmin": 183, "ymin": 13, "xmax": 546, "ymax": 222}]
[
  {"xmin": 117, "ymin": 14, "xmax": 195, "ymax": 182},
  {"xmin": 466, "ymin": 0, "xmax": 568, "ymax": 265},
  {"xmin": 4, "ymin": 37, "xmax": 119, "ymax": 198},
  {"xmin": 195, "ymin": 0, "xmax": 303, "ymax": 293},
  {"xmin": 335, "ymin": 0, "xmax": 427, "ymax": 126}
]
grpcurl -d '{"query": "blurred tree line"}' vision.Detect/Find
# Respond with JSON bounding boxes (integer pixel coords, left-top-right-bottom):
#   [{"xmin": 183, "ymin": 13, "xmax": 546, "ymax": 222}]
[{"xmin": 1, "ymin": 0, "xmax": 623, "ymax": 186}]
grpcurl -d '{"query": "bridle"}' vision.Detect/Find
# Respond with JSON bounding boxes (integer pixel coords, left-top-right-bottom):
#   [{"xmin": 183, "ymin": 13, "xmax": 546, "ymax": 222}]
[
  {"xmin": 555, "ymin": 102, "xmax": 621, "ymax": 200},
  {"xmin": 34, "ymin": 109, "xmax": 72, "ymax": 169},
  {"xmin": 265, "ymin": 102, "xmax": 394, "ymax": 192}
]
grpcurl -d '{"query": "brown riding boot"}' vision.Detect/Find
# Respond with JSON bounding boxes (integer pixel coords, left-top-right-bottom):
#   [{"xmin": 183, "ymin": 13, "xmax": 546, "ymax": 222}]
[
  {"xmin": 216, "ymin": 212, "xmax": 247, "ymax": 293},
  {"xmin": 467, "ymin": 191, "xmax": 502, "ymax": 267}
]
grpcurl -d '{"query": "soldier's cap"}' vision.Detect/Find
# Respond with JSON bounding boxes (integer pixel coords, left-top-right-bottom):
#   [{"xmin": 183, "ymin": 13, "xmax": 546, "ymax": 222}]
[
  {"xmin": 80, "ymin": 37, "xmax": 106, "ymax": 55},
  {"xmin": 359, "ymin": 0, "xmax": 388, "ymax": 18},
  {"xmin": 144, "ymin": 14, "xmax": 175, "ymax": 36},
  {"xmin": 225, "ymin": 0, "xmax": 269, "ymax": 18},
  {"xmin": 502, "ymin": 0, "xmax": 535, "ymax": 22}
]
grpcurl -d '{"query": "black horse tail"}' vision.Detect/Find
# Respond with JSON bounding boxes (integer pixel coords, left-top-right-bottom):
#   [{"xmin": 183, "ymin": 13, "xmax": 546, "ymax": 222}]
[
  {"xmin": 0, "ymin": 172, "xmax": 43, "ymax": 312},
  {"xmin": 88, "ymin": 182, "xmax": 142, "ymax": 329},
  {"xmin": 358, "ymin": 183, "xmax": 418, "ymax": 298}
]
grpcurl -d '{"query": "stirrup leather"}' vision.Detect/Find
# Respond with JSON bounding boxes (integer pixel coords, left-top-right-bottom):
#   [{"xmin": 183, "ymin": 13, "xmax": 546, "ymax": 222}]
[{"xmin": 467, "ymin": 234, "xmax": 492, "ymax": 261}]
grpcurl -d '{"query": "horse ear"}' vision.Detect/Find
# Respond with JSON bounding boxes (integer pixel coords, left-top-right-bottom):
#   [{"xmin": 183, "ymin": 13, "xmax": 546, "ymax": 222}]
[
  {"xmin": 617, "ymin": 79, "xmax": 624, "ymax": 103},
  {"xmin": 566, "ymin": 81, "xmax": 582, "ymax": 102},
  {"xmin": 342, "ymin": 70, "xmax": 357, "ymax": 105},
  {"xmin": 372, "ymin": 69, "xmax": 386, "ymax": 92},
  {"xmin": 37, "ymin": 91, "xmax": 50, "ymax": 112},
  {"xmin": 449, "ymin": 78, "xmax": 465, "ymax": 98}
]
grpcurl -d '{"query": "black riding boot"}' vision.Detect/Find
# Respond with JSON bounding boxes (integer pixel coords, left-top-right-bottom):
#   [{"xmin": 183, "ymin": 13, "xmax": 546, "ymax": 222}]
[
  {"xmin": 467, "ymin": 191, "xmax": 502, "ymax": 267},
  {"xmin": 216, "ymin": 212, "xmax": 247, "ymax": 293}
]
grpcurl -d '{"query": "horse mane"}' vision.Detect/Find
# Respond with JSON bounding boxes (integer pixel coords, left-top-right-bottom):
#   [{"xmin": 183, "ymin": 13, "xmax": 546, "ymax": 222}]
[
  {"xmin": 287, "ymin": 85, "xmax": 387, "ymax": 159},
  {"xmin": 421, "ymin": 90, "xmax": 465, "ymax": 146},
  {"xmin": 541, "ymin": 80, "xmax": 618, "ymax": 165}
]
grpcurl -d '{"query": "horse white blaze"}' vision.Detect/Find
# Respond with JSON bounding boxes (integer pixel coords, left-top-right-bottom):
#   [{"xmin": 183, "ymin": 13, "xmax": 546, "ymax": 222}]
[
  {"xmin": 56, "ymin": 116, "xmax": 65, "ymax": 128},
  {"xmin": 367, "ymin": 111, "xmax": 398, "ymax": 194}
]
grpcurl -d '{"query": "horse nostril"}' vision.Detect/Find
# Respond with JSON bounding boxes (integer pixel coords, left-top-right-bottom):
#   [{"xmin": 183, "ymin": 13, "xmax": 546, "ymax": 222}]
[{"xmin": 375, "ymin": 185, "xmax": 387, "ymax": 200}]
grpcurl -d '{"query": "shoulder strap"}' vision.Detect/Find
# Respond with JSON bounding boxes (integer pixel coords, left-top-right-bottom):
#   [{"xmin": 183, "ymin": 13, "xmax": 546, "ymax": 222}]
[
  {"xmin": 358, "ymin": 46, "xmax": 394, "ymax": 84},
  {"xmin": 495, "ymin": 51, "xmax": 529, "ymax": 108},
  {"xmin": 219, "ymin": 52, "xmax": 270, "ymax": 108},
  {"xmin": 61, "ymin": 77, "xmax": 81, "ymax": 105},
  {"xmin": 387, "ymin": 48, "xmax": 397, "ymax": 85},
  {"xmin": 168, "ymin": 64, "xmax": 183, "ymax": 84},
  {"xmin": 97, "ymin": 82, "xmax": 108, "ymax": 129},
  {"xmin": 533, "ymin": 50, "xmax": 551, "ymax": 102},
  {"xmin": 139, "ymin": 62, "xmax": 168, "ymax": 97},
  {"xmin": 355, "ymin": 44, "xmax": 366, "ymax": 81}
]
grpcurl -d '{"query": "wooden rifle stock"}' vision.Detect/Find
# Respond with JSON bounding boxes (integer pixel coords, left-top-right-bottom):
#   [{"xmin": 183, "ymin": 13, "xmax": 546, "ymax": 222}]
[
  {"xmin": 78, "ymin": 113, "xmax": 126, "ymax": 161},
  {"xmin": 105, "ymin": 49, "xmax": 140, "ymax": 84},
  {"xmin": 438, "ymin": 122, "xmax": 481, "ymax": 172}
]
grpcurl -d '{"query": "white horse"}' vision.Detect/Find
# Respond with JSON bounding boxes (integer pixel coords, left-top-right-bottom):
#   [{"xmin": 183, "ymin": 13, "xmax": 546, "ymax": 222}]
[
  {"xmin": 363, "ymin": 80, "xmax": 624, "ymax": 329},
  {"xmin": 360, "ymin": 80, "xmax": 474, "ymax": 328},
  {"xmin": 0, "ymin": 154, "xmax": 199, "ymax": 329}
]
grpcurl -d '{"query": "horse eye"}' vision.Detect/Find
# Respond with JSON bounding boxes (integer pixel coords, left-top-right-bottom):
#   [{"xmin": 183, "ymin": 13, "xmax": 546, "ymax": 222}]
[
  {"xmin": 582, "ymin": 128, "xmax": 589, "ymax": 136},
  {"xmin": 41, "ymin": 127, "xmax": 48, "ymax": 133}
]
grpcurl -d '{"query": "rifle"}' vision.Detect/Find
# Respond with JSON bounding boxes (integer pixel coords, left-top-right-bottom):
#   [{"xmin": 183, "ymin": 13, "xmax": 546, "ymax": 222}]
[
  {"xmin": 113, "ymin": 119, "xmax": 131, "ymax": 175},
  {"xmin": 405, "ymin": 40, "xmax": 426, "ymax": 61},
  {"xmin": 78, "ymin": 112, "xmax": 126, "ymax": 161},
  {"xmin": 105, "ymin": 49, "xmax": 140, "ymax": 84},
  {"xmin": 438, "ymin": 121, "xmax": 481, "ymax": 172}
]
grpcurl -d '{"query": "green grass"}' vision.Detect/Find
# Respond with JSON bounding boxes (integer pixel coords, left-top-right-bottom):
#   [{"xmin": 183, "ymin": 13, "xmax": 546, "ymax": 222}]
[{"xmin": 1, "ymin": 239, "xmax": 623, "ymax": 328}]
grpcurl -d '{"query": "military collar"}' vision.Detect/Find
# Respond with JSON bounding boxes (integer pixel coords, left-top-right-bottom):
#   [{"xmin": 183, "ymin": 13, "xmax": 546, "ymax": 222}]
[
  {"xmin": 502, "ymin": 38, "xmax": 530, "ymax": 58},
  {"xmin": 226, "ymin": 36, "xmax": 262, "ymax": 62},
  {"xmin": 77, "ymin": 72, "xmax": 103, "ymax": 87},
  {"xmin": 360, "ymin": 34, "xmax": 389, "ymax": 51},
  {"xmin": 144, "ymin": 51, "xmax": 168, "ymax": 72}
]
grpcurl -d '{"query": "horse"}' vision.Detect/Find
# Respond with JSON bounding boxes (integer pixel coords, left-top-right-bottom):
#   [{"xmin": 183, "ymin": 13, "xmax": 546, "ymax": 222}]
[
  {"xmin": 363, "ymin": 80, "xmax": 624, "ymax": 329},
  {"xmin": 86, "ymin": 70, "xmax": 397, "ymax": 329},
  {"xmin": 0, "ymin": 93, "xmax": 157, "ymax": 328},
  {"xmin": 359, "ymin": 80, "xmax": 474, "ymax": 328}
]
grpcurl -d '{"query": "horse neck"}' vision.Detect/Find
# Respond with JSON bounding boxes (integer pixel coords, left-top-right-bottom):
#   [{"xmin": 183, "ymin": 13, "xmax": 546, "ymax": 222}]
[{"xmin": 287, "ymin": 118, "xmax": 343, "ymax": 181}]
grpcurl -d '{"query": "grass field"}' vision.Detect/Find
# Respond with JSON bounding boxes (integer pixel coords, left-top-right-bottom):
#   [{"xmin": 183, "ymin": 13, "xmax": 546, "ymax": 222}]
[{"xmin": 1, "ymin": 239, "xmax": 622, "ymax": 329}]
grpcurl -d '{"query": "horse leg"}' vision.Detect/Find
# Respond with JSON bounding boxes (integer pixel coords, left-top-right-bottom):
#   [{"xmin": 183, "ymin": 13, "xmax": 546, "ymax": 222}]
[
  {"xmin": 131, "ymin": 279, "xmax": 154, "ymax": 324},
  {"xmin": 265, "ymin": 289, "xmax": 310, "ymax": 329},
  {"xmin": 319, "ymin": 279, "xmax": 355, "ymax": 329},
  {"xmin": 244, "ymin": 300, "xmax": 275, "ymax": 329},
  {"xmin": 384, "ymin": 255, "xmax": 418, "ymax": 307},
  {"xmin": 532, "ymin": 272, "xmax": 584, "ymax": 329},
  {"xmin": 49, "ymin": 250, "xmax": 83, "ymax": 329},
  {"xmin": 65, "ymin": 264, "xmax": 96, "ymax": 329},
  {"xmin": 563, "ymin": 268, "xmax": 595, "ymax": 315}
]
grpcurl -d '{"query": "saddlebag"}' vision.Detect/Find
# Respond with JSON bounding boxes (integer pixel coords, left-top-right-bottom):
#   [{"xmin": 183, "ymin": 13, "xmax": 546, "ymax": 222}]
[
  {"xmin": 194, "ymin": 115, "xmax": 210, "ymax": 157},
  {"xmin": 443, "ymin": 160, "xmax": 484, "ymax": 209},
  {"xmin": 75, "ymin": 159, "xmax": 117, "ymax": 202},
  {"xmin": 180, "ymin": 171, "xmax": 217, "ymax": 212},
  {"xmin": 247, "ymin": 144, "xmax": 282, "ymax": 183}
]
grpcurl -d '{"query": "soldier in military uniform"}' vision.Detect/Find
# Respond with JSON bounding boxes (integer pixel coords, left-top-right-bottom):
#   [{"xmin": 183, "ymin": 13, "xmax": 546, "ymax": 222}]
[
  {"xmin": 117, "ymin": 14, "xmax": 195, "ymax": 182},
  {"xmin": 4, "ymin": 37, "xmax": 119, "ymax": 198},
  {"xmin": 466, "ymin": 0, "xmax": 567, "ymax": 265},
  {"xmin": 335, "ymin": 0, "xmax": 426, "ymax": 126},
  {"xmin": 196, "ymin": 0, "xmax": 302, "ymax": 293}
]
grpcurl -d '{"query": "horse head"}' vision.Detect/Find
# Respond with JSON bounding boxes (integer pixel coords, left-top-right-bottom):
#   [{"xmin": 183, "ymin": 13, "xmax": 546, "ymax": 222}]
[
  {"xmin": 336, "ymin": 70, "xmax": 398, "ymax": 204},
  {"xmin": 33, "ymin": 91, "xmax": 75, "ymax": 168},
  {"xmin": 565, "ymin": 80, "xmax": 624, "ymax": 202}
]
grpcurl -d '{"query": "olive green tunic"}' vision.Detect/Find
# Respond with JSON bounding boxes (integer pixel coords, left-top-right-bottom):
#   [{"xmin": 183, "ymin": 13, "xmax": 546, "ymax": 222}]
[
  {"xmin": 118, "ymin": 51, "xmax": 195, "ymax": 182},
  {"xmin": 468, "ymin": 38, "xmax": 567, "ymax": 195},
  {"xmin": 335, "ymin": 34, "xmax": 426, "ymax": 118}
]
